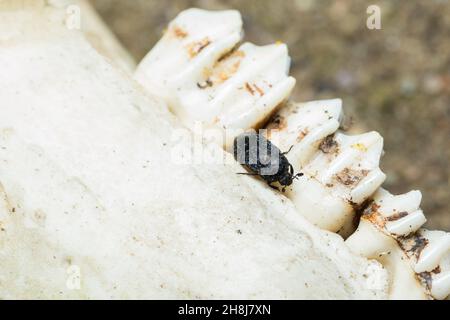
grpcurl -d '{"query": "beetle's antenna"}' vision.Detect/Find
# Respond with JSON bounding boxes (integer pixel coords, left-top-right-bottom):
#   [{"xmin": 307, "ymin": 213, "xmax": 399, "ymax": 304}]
[
  {"xmin": 282, "ymin": 145, "xmax": 294, "ymax": 155},
  {"xmin": 294, "ymin": 172, "xmax": 304, "ymax": 180}
]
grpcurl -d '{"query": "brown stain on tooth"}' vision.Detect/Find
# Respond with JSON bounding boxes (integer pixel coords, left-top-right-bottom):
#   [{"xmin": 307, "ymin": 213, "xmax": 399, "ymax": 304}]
[
  {"xmin": 197, "ymin": 79, "xmax": 213, "ymax": 89},
  {"xmin": 335, "ymin": 168, "xmax": 369, "ymax": 187},
  {"xmin": 245, "ymin": 82, "xmax": 255, "ymax": 95},
  {"xmin": 386, "ymin": 211, "xmax": 409, "ymax": 221},
  {"xmin": 186, "ymin": 37, "xmax": 211, "ymax": 58},
  {"xmin": 266, "ymin": 114, "xmax": 287, "ymax": 131},
  {"xmin": 319, "ymin": 135, "xmax": 339, "ymax": 154},
  {"xmin": 208, "ymin": 50, "xmax": 244, "ymax": 84},
  {"xmin": 172, "ymin": 26, "xmax": 188, "ymax": 38},
  {"xmin": 398, "ymin": 233, "xmax": 429, "ymax": 260},
  {"xmin": 296, "ymin": 129, "xmax": 310, "ymax": 142}
]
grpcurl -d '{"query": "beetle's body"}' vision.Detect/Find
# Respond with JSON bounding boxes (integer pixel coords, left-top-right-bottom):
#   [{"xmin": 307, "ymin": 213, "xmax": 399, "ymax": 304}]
[{"xmin": 233, "ymin": 132, "xmax": 302, "ymax": 191}]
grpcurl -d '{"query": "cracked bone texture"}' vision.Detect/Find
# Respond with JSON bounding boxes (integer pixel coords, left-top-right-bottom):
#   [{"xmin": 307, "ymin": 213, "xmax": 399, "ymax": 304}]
[
  {"xmin": 346, "ymin": 188, "xmax": 450, "ymax": 299},
  {"xmin": 0, "ymin": 3, "xmax": 388, "ymax": 299},
  {"xmin": 135, "ymin": 8, "xmax": 295, "ymax": 148}
]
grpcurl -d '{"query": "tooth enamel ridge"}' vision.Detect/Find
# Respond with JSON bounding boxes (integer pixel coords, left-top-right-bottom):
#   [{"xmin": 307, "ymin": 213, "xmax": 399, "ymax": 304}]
[
  {"xmin": 135, "ymin": 9, "xmax": 295, "ymax": 148},
  {"xmin": 134, "ymin": 8, "xmax": 450, "ymax": 299}
]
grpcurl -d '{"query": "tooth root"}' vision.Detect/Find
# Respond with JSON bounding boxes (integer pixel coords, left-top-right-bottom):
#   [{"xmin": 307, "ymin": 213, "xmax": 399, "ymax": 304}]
[
  {"xmin": 385, "ymin": 209, "xmax": 427, "ymax": 236},
  {"xmin": 414, "ymin": 230, "xmax": 450, "ymax": 273},
  {"xmin": 212, "ymin": 43, "xmax": 291, "ymax": 106},
  {"xmin": 304, "ymin": 131, "xmax": 385, "ymax": 207}
]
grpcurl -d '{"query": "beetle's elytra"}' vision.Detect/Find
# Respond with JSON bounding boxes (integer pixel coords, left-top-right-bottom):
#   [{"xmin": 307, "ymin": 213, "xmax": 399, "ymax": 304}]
[{"xmin": 233, "ymin": 132, "xmax": 303, "ymax": 192}]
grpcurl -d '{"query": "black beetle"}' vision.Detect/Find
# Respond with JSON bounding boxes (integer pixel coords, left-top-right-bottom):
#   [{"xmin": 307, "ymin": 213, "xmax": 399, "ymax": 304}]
[{"xmin": 233, "ymin": 132, "xmax": 303, "ymax": 192}]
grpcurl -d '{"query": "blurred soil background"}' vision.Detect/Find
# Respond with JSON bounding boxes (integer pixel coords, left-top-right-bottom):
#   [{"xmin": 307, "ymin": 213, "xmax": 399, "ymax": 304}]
[{"xmin": 90, "ymin": 0, "xmax": 449, "ymax": 230}]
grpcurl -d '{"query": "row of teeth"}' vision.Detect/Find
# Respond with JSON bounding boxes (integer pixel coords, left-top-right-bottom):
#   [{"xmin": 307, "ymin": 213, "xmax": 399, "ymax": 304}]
[{"xmin": 134, "ymin": 8, "xmax": 450, "ymax": 300}]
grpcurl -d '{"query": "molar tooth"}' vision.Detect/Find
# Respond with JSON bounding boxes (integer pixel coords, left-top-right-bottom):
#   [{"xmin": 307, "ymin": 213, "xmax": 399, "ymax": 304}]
[
  {"xmin": 135, "ymin": 10, "xmax": 294, "ymax": 148},
  {"xmin": 350, "ymin": 168, "xmax": 386, "ymax": 204},
  {"xmin": 267, "ymin": 99, "xmax": 384, "ymax": 233},
  {"xmin": 316, "ymin": 131, "xmax": 383, "ymax": 183},
  {"xmin": 211, "ymin": 42, "xmax": 291, "ymax": 107},
  {"xmin": 377, "ymin": 189, "xmax": 422, "ymax": 215},
  {"xmin": 287, "ymin": 131, "xmax": 385, "ymax": 233},
  {"xmin": 265, "ymin": 99, "xmax": 343, "ymax": 166},
  {"xmin": 135, "ymin": 9, "xmax": 243, "ymax": 104},
  {"xmin": 368, "ymin": 188, "xmax": 426, "ymax": 236},
  {"xmin": 385, "ymin": 209, "xmax": 426, "ymax": 236}
]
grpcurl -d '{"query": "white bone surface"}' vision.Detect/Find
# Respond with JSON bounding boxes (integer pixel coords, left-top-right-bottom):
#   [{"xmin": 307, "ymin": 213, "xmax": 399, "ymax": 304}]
[
  {"xmin": 49, "ymin": 0, "xmax": 136, "ymax": 73},
  {"xmin": 0, "ymin": 4, "xmax": 388, "ymax": 299}
]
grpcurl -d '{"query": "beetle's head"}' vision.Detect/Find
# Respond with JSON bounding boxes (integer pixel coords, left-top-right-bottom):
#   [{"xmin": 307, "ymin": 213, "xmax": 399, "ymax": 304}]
[
  {"xmin": 279, "ymin": 173, "xmax": 294, "ymax": 187},
  {"xmin": 280, "ymin": 171, "xmax": 303, "ymax": 187}
]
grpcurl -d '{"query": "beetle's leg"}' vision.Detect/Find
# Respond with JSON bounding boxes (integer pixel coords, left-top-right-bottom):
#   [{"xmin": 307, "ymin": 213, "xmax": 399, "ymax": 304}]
[
  {"xmin": 282, "ymin": 145, "xmax": 294, "ymax": 155},
  {"xmin": 236, "ymin": 172, "xmax": 259, "ymax": 176},
  {"xmin": 268, "ymin": 182, "xmax": 280, "ymax": 192},
  {"xmin": 294, "ymin": 172, "xmax": 304, "ymax": 180}
]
